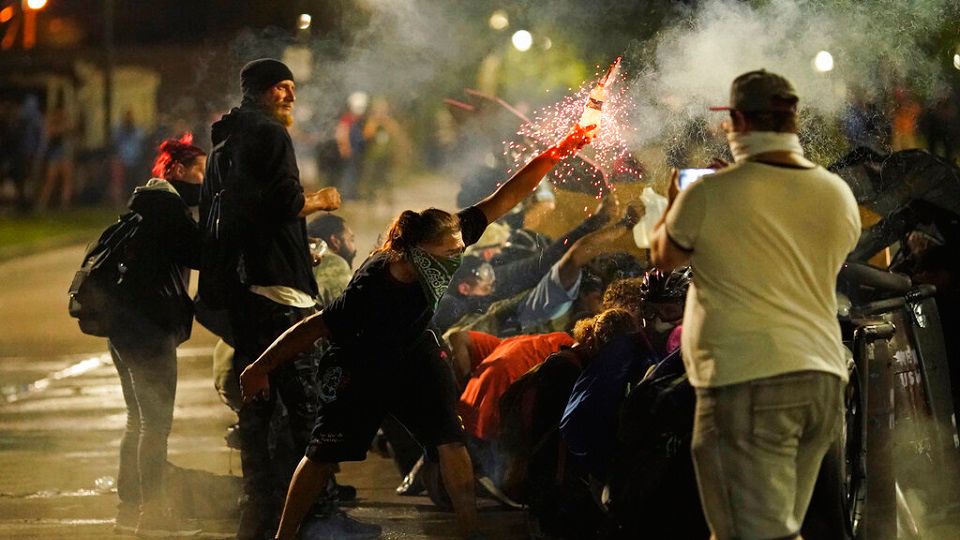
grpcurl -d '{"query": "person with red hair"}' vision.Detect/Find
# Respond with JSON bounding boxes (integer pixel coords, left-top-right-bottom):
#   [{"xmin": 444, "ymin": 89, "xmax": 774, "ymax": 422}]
[{"xmin": 108, "ymin": 134, "xmax": 206, "ymax": 537}]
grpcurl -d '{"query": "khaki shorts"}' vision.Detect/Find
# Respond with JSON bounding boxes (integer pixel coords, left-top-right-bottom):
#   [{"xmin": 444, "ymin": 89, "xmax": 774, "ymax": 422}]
[{"xmin": 691, "ymin": 371, "xmax": 844, "ymax": 540}]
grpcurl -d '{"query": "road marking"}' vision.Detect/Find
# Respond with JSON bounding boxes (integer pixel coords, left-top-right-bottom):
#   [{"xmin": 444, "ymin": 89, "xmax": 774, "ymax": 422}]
[{"xmin": 0, "ymin": 346, "xmax": 215, "ymax": 404}]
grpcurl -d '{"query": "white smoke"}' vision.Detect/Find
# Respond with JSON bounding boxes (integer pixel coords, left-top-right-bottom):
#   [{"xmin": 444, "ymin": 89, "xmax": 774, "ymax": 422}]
[{"xmin": 626, "ymin": 0, "xmax": 955, "ymax": 149}]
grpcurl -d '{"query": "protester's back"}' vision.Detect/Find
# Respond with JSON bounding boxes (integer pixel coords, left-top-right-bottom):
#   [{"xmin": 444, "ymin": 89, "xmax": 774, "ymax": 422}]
[
  {"xmin": 668, "ymin": 162, "xmax": 861, "ymax": 387},
  {"xmin": 603, "ymin": 350, "xmax": 708, "ymax": 539},
  {"xmin": 198, "ymin": 135, "xmax": 243, "ymax": 309},
  {"xmin": 497, "ymin": 347, "xmax": 585, "ymax": 502}
]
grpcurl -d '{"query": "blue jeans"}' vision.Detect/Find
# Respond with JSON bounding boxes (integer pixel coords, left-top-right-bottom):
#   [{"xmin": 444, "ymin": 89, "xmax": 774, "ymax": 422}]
[{"xmin": 109, "ymin": 330, "xmax": 179, "ymax": 510}]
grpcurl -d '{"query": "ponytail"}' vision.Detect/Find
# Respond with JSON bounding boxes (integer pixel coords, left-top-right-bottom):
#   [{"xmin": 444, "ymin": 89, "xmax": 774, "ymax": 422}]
[
  {"xmin": 151, "ymin": 133, "xmax": 206, "ymax": 179},
  {"xmin": 377, "ymin": 208, "xmax": 460, "ymax": 259}
]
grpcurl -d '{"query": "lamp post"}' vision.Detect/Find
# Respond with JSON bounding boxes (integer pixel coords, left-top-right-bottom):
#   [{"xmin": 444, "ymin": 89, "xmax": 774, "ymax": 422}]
[
  {"xmin": 103, "ymin": 0, "xmax": 114, "ymax": 151},
  {"xmin": 22, "ymin": 0, "xmax": 46, "ymax": 50}
]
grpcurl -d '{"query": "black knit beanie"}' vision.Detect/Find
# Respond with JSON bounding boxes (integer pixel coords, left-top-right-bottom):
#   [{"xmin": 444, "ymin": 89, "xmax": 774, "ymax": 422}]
[{"xmin": 240, "ymin": 59, "xmax": 295, "ymax": 101}]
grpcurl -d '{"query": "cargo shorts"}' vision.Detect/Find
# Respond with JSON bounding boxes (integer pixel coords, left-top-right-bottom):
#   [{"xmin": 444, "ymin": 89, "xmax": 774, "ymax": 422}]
[{"xmin": 691, "ymin": 371, "xmax": 845, "ymax": 540}]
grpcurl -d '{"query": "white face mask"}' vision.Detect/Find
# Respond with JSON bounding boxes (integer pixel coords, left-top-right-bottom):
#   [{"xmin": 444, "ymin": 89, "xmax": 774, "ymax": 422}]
[
  {"xmin": 651, "ymin": 317, "xmax": 676, "ymax": 334},
  {"xmin": 726, "ymin": 131, "xmax": 804, "ymax": 162}
]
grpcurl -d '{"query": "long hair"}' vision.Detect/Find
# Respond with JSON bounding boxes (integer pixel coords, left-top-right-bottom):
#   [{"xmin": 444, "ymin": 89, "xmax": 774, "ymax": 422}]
[
  {"xmin": 151, "ymin": 133, "xmax": 206, "ymax": 179},
  {"xmin": 592, "ymin": 308, "xmax": 639, "ymax": 348},
  {"xmin": 376, "ymin": 208, "xmax": 460, "ymax": 259}
]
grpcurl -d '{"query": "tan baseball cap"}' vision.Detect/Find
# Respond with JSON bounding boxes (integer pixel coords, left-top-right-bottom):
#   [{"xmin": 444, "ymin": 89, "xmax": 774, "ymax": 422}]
[{"xmin": 709, "ymin": 69, "xmax": 799, "ymax": 113}]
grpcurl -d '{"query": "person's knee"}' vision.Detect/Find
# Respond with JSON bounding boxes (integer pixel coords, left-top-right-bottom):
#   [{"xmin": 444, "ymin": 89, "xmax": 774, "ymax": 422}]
[
  {"xmin": 300, "ymin": 455, "xmax": 338, "ymax": 480},
  {"xmin": 437, "ymin": 441, "xmax": 468, "ymax": 459}
]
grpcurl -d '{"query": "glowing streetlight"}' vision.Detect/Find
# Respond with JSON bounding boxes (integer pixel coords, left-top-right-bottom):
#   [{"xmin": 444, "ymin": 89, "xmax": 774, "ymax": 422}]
[
  {"xmin": 512, "ymin": 30, "xmax": 532, "ymax": 52},
  {"xmin": 814, "ymin": 50, "xmax": 834, "ymax": 72},
  {"xmin": 298, "ymin": 13, "xmax": 311, "ymax": 30},
  {"xmin": 26, "ymin": 0, "xmax": 47, "ymax": 10},
  {"xmin": 489, "ymin": 10, "xmax": 508, "ymax": 31},
  {"xmin": 954, "ymin": 53, "xmax": 960, "ymax": 71}
]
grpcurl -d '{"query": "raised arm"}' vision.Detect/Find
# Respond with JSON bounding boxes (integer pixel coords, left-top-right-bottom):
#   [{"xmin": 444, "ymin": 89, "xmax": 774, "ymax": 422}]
[
  {"xmin": 475, "ymin": 125, "xmax": 592, "ymax": 223},
  {"xmin": 239, "ymin": 312, "xmax": 332, "ymax": 402},
  {"xmin": 650, "ymin": 169, "xmax": 691, "ymax": 272},
  {"xmin": 557, "ymin": 208, "xmax": 639, "ymax": 287},
  {"xmin": 298, "ymin": 187, "xmax": 342, "ymax": 217}
]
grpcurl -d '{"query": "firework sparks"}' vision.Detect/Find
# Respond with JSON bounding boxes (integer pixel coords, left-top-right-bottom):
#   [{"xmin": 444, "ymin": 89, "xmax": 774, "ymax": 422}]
[{"xmin": 504, "ymin": 56, "xmax": 640, "ymax": 202}]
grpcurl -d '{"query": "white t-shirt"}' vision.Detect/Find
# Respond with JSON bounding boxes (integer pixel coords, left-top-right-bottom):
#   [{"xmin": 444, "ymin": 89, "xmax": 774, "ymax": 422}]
[{"xmin": 665, "ymin": 160, "xmax": 861, "ymax": 388}]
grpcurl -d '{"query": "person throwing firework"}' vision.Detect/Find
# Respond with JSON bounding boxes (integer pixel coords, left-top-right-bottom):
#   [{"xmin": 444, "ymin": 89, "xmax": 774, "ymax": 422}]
[{"xmin": 240, "ymin": 124, "xmax": 593, "ymax": 540}]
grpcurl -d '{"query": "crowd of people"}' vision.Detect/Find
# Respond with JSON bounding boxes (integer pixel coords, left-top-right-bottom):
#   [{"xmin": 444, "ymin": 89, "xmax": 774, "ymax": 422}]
[
  {"xmin": 3, "ymin": 67, "xmax": 959, "ymax": 217},
  {"xmin": 82, "ymin": 56, "xmax": 960, "ymax": 540}
]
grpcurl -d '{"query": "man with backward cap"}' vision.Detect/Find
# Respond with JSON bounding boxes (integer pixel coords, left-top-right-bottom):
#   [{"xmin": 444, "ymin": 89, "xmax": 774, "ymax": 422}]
[
  {"xmin": 651, "ymin": 70, "xmax": 861, "ymax": 540},
  {"xmin": 208, "ymin": 58, "xmax": 341, "ymax": 539}
]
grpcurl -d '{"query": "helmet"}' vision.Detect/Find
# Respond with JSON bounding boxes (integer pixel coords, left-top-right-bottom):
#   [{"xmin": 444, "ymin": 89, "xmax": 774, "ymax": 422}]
[{"xmin": 640, "ymin": 267, "xmax": 692, "ymax": 303}]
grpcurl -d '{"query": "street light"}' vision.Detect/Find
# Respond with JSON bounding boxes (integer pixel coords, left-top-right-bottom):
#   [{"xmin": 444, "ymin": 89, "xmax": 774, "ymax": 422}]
[
  {"xmin": 814, "ymin": 50, "xmax": 834, "ymax": 72},
  {"xmin": 953, "ymin": 53, "xmax": 960, "ymax": 71},
  {"xmin": 298, "ymin": 13, "xmax": 311, "ymax": 30},
  {"xmin": 25, "ymin": 0, "xmax": 47, "ymax": 10},
  {"xmin": 489, "ymin": 10, "xmax": 508, "ymax": 31},
  {"xmin": 511, "ymin": 30, "xmax": 532, "ymax": 52}
]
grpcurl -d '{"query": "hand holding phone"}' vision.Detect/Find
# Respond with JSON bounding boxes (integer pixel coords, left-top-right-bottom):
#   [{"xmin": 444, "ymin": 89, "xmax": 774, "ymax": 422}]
[{"xmin": 677, "ymin": 168, "xmax": 714, "ymax": 190}]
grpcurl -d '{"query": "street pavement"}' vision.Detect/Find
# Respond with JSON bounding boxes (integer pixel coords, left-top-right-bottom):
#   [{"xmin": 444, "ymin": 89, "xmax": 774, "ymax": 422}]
[{"xmin": 0, "ymin": 344, "xmax": 526, "ymax": 539}]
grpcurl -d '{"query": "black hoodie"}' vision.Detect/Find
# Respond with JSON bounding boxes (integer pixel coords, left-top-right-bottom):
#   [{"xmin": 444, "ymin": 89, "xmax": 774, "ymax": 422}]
[
  {"xmin": 120, "ymin": 179, "xmax": 200, "ymax": 343},
  {"xmin": 210, "ymin": 106, "xmax": 318, "ymax": 298}
]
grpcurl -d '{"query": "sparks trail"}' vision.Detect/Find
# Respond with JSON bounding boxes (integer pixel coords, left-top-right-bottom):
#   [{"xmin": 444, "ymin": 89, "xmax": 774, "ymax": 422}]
[{"xmin": 504, "ymin": 57, "xmax": 640, "ymax": 203}]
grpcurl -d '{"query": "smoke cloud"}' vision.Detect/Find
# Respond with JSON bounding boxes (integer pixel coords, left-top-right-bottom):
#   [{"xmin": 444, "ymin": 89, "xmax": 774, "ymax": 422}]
[{"xmin": 625, "ymin": 0, "xmax": 957, "ymax": 155}]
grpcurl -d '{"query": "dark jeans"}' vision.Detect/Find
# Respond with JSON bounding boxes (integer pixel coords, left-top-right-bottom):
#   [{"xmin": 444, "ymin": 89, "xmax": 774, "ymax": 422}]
[
  {"xmin": 229, "ymin": 291, "xmax": 319, "ymax": 516},
  {"xmin": 109, "ymin": 330, "xmax": 179, "ymax": 510}
]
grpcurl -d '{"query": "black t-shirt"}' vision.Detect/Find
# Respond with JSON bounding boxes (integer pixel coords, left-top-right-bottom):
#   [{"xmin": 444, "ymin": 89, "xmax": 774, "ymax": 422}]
[{"xmin": 321, "ymin": 206, "xmax": 488, "ymax": 354}]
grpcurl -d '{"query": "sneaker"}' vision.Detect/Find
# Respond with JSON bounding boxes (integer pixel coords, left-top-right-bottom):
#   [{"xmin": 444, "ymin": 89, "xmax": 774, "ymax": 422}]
[
  {"xmin": 299, "ymin": 510, "xmax": 382, "ymax": 540},
  {"xmin": 135, "ymin": 507, "xmax": 201, "ymax": 538},
  {"xmin": 113, "ymin": 502, "xmax": 139, "ymax": 534},
  {"xmin": 395, "ymin": 457, "xmax": 425, "ymax": 497},
  {"xmin": 477, "ymin": 476, "xmax": 523, "ymax": 509}
]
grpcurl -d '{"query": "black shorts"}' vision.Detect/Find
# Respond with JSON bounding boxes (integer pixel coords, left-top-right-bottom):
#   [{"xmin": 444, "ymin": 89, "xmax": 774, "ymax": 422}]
[{"xmin": 305, "ymin": 330, "xmax": 465, "ymax": 463}]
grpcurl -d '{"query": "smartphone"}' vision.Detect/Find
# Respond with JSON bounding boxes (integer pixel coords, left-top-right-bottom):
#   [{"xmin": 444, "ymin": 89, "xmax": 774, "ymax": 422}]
[{"xmin": 677, "ymin": 168, "xmax": 714, "ymax": 190}]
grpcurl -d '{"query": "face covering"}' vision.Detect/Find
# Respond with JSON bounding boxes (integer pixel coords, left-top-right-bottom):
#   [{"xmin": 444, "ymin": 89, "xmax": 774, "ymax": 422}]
[
  {"xmin": 408, "ymin": 247, "xmax": 463, "ymax": 310},
  {"xmin": 651, "ymin": 317, "xmax": 676, "ymax": 334},
  {"xmin": 170, "ymin": 180, "xmax": 201, "ymax": 207},
  {"xmin": 726, "ymin": 131, "xmax": 804, "ymax": 163}
]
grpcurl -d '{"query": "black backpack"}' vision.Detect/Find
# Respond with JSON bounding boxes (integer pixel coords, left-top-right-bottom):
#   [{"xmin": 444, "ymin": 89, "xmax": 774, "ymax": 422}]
[
  {"xmin": 68, "ymin": 212, "xmax": 145, "ymax": 336},
  {"xmin": 198, "ymin": 137, "xmax": 244, "ymax": 310},
  {"xmin": 602, "ymin": 352, "xmax": 708, "ymax": 539},
  {"xmin": 497, "ymin": 349, "xmax": 584, "ymax": 502}
]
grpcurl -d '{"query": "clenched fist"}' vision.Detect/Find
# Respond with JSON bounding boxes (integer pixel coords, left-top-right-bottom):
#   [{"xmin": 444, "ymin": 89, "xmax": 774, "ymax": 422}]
[{"xmin": 300, "ymin": 187, "xmax": 342, "ymax": 216}]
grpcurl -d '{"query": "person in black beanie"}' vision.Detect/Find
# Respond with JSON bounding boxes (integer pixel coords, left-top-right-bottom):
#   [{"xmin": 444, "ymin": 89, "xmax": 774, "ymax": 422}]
[{"xmin": 208, "ymin": 58, "xmax": 342, "ymax": 540}]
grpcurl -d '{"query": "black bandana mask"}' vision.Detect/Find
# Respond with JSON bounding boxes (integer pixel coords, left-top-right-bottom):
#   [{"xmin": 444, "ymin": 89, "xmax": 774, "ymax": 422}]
[{"xmin": 171, "ymin": 180, "xmax": 201, "ymax": 207}]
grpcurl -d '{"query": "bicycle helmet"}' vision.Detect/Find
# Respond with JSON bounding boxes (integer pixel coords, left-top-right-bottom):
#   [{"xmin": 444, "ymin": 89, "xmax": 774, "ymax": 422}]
[{"xmin": 640, "ymin": 267, "xmax": 692, "ymax": 303}]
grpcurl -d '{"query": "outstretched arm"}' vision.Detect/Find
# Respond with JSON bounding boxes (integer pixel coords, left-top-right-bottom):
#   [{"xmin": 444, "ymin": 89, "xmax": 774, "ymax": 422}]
[
  {"xmin": 557, "ymin": 208, "xmax": 639, "ymax": 287},
  {"xmin": 239, "ymin": 312, "xmax": 332, "ymax": 402},
  {"xmin": 475, "ymin": 125, "xmax": 592, "ymax": 223}
]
